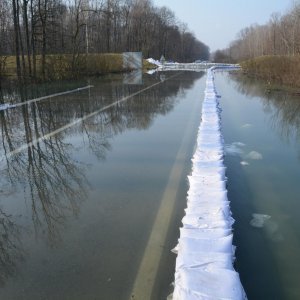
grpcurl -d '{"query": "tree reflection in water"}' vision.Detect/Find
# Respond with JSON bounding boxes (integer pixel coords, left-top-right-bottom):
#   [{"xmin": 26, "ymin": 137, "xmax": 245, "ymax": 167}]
[
  {"xmin": 0, "ymin": 208, "xmax": 23, "ymax": 287},
  {"xmin": 0, "ymin": 71, "xmax": 204, "ymax": 286},
  {"xmin": 230, "ymin": 73, "xmax": 300, "ymax": 152}
]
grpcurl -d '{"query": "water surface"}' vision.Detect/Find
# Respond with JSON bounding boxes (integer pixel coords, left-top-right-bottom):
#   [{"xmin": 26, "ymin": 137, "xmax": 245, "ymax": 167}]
[
  {"xmin": 0, "ymin": 71, "xmax": 206, "ymax": 299},
  {"xmin": 2, "ymin": 70, "xmax": 300, "ymax": 300},
  {"xmin": 218, "ymin": 72, "xmax": 300, "ymax": 300}
]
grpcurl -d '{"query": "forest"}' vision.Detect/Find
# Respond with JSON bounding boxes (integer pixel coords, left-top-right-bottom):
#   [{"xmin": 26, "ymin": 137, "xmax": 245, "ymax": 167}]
[
  {"xmin": 0, "ymin": 0, "xmax": 209, "ymax": 81},
  {"xmin": 215, "ymin": 2, "xmax": 300, "ymax": 62},
  {"xmin": 213, "ymin": 2, "xmax": 300, "ymax": 88}
]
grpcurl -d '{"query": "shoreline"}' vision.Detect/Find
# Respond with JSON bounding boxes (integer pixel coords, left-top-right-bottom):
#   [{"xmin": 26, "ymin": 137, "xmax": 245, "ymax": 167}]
[
  {"xmin": 240, "ymin": 55, "xmax": 300, "ymax": 94},
  {"xmin": 0, "ymin": 54, "xmax": 156, "ymax": 82}
]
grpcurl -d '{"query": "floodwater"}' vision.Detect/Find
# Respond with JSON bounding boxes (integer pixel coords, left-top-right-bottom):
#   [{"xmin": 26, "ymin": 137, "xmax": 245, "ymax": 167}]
[
  {"xmin": 218, "ymin": 72, "xmax": 300, "ymax": 300},
  {"xmin": 0, "ymin": 71, "xmax": 206, "ymax": 300},
  {"xmin": 1, "ymin": 70, "xmax": 300, "ymax": 300}
]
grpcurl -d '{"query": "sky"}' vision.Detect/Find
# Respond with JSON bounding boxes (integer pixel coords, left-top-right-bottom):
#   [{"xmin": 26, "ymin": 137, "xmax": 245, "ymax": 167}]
[{"xmin": 153, "ymin": 0, "xmax": 293, "ymax": 51}]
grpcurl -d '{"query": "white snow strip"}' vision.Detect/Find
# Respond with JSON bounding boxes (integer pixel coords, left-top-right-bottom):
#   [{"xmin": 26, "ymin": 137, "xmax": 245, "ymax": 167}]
[{"xmin": 172, "ymin": 67, "xmax": 247, "ymax": 300}]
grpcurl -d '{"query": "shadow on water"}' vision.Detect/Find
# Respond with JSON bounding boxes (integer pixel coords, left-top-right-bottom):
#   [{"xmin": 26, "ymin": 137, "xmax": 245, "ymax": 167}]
[{"xmin": 0, "ymin": 71, "xmax": 203, "ymax": 297}]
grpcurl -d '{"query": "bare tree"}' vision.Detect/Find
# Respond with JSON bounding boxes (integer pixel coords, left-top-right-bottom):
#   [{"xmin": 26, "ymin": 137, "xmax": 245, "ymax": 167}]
[{"xmin": 4, "ymin": 0, "xmax": 210, "ymax": 81}]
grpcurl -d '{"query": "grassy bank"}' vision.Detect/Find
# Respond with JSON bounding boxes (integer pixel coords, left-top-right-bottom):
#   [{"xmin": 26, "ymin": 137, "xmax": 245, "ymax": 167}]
[
  {"xmin": 240, "ymin": 55, "xmax": 300, "ymax": 91},
  {"xmin": 0, "ymin": 53, "xmax": 156, "ymax": 81}
]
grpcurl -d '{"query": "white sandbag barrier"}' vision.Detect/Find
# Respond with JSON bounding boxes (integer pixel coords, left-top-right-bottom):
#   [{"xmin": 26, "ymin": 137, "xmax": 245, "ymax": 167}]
[{"xmin": 172, "ymin": 67, "xmax": 247, "ymax": 300}]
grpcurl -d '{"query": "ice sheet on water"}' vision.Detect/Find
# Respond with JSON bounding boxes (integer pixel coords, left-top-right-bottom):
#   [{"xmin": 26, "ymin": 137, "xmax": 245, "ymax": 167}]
[
  {"xmin": 246, "ymin": 151, "xmax": 263, "ymax": 160},
  {"xmin": 225, "ymin": 142, "xmax": 244, "ymax": 155},
  {"xmin": 250, "ymin": 213, "xmax": 271, "ymax": 228}
]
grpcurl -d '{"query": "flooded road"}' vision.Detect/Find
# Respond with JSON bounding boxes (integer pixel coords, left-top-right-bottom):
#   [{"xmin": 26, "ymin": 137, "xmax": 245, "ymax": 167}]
[
  {"xmin": 1, "ymin": 70, "xmax": 300, "ymax": 300},
  {"xmin": 218, "ymin": 73, "xmax": 300, "ymax": 300},
  {"xmin": 0, "ymin": 71, "xmax": 205, "ymax": 299}
]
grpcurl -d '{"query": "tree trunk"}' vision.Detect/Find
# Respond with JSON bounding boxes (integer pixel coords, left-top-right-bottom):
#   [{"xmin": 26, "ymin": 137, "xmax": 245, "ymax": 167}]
[
  {"xmin": 12, "ymin": 0, "xmax": 22, "ymax": 81},
  {"xmin": 38, "ymin": 0, "xmax": 47, "ymax": 80},
  {"xmin": 16, "ymin": 0, "xmax": 27, "ymax": 79},
  {"xmin": 23, "ymin": 0, "xmax": 32, "ymax": 78},
  {"xmin": 30, "ymin": 0, "xmax": 37, "ymax": 78}
]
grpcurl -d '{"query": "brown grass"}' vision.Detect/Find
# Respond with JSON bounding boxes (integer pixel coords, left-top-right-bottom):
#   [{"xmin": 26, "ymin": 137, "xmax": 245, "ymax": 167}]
[
  {"xmin": 240, "ymin": 55, "xmax": 300, "ymax": 88},
  {"xmin": 0, "ymin": 53, "xmax": 156, "ymax": 81}
]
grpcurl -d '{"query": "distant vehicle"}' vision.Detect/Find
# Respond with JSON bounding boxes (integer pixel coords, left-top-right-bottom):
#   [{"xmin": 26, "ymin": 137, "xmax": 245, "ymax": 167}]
[{"xmin": 194, "ymin": 60, "xmax": 202, "ymax": 63}]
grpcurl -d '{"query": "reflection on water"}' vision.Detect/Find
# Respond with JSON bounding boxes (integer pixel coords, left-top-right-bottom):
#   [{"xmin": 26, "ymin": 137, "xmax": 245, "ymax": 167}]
[
  {"xmin": 0, "ymin": 208, "xmax": 23, "ymax": 287},
  {"xmin": 230, "ymin": 73, "xmax": 300, "ymax": 150},
  {"xmin": 123, "ymin": 70, "xmax": 143, "ymax": 85},
  {"xmin": 0, "ymin": 71, "xmax": 204, "ymax": 299},
  {"xmin": 0, "ymin": 103, "xmax": 88, "ymax": 246},
  {"xmin": 0, "ymin": 78, "xmax": 89, "ymax": 104},
  {"xmin": 219, "ymin": 72, "xmax": 300, "ymax": 299}
]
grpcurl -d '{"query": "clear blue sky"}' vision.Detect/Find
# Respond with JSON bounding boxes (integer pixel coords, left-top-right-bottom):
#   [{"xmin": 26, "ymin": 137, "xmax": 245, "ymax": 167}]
[{"xmin": 153, "ymin": 0, "xmax": 293, "ymax": 51}]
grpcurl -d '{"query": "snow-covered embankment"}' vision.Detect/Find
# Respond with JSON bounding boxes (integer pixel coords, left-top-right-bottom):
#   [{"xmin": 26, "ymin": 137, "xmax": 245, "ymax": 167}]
[{"xmin": 172, "ymin": 67, "xmax": 247, "ymax": 299}]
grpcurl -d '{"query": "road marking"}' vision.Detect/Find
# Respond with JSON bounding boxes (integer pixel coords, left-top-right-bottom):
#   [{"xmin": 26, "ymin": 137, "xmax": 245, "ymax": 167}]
[
  {"xmin": 130, "ymin": 90, "xmax": 200, "ymax": 300},
  {"xmin": 13, "ymin": 85, "xmax": 94, "ymax": 108}
]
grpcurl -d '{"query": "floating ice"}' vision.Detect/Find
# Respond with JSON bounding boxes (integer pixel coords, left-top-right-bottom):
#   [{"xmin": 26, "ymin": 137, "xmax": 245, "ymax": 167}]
[
  {"xmin": 225, "ymin": 143, "xmax": 244, "ymax": 155},
  {"xmin": 250, "ymin": 216, "xmax": 284, "ymax": 242},
  {"xmin": 173, "ymin": 67, "xmax": 246, "ymax": 300},
  {"xmin": 241, "ymin": 123, "xmax": 252, "ymax": 128},
  {"xmin": 240, "ymin": 161, "xmax": 249, "ymax": 166},
  {"xmin": 247, "ymin": 151, "xmax": 263, "ymax": 160},
  {"xmin": 250, "ymin": 213, "xmax": 271, "ymax": 228},
  {"xmin": 233, "ymin": 142, "xmax": 246, "ymax": 147}
]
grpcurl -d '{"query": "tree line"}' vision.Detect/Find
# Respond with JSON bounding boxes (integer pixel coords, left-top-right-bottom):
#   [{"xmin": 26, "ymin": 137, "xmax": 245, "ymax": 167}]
[
  {"xmin": 0, "ymin": 0, "xmax": 209, "ymax": 81},
  {"xmin": 214, "ymin": 2, "xmax": 300, "ymax": 62}
]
